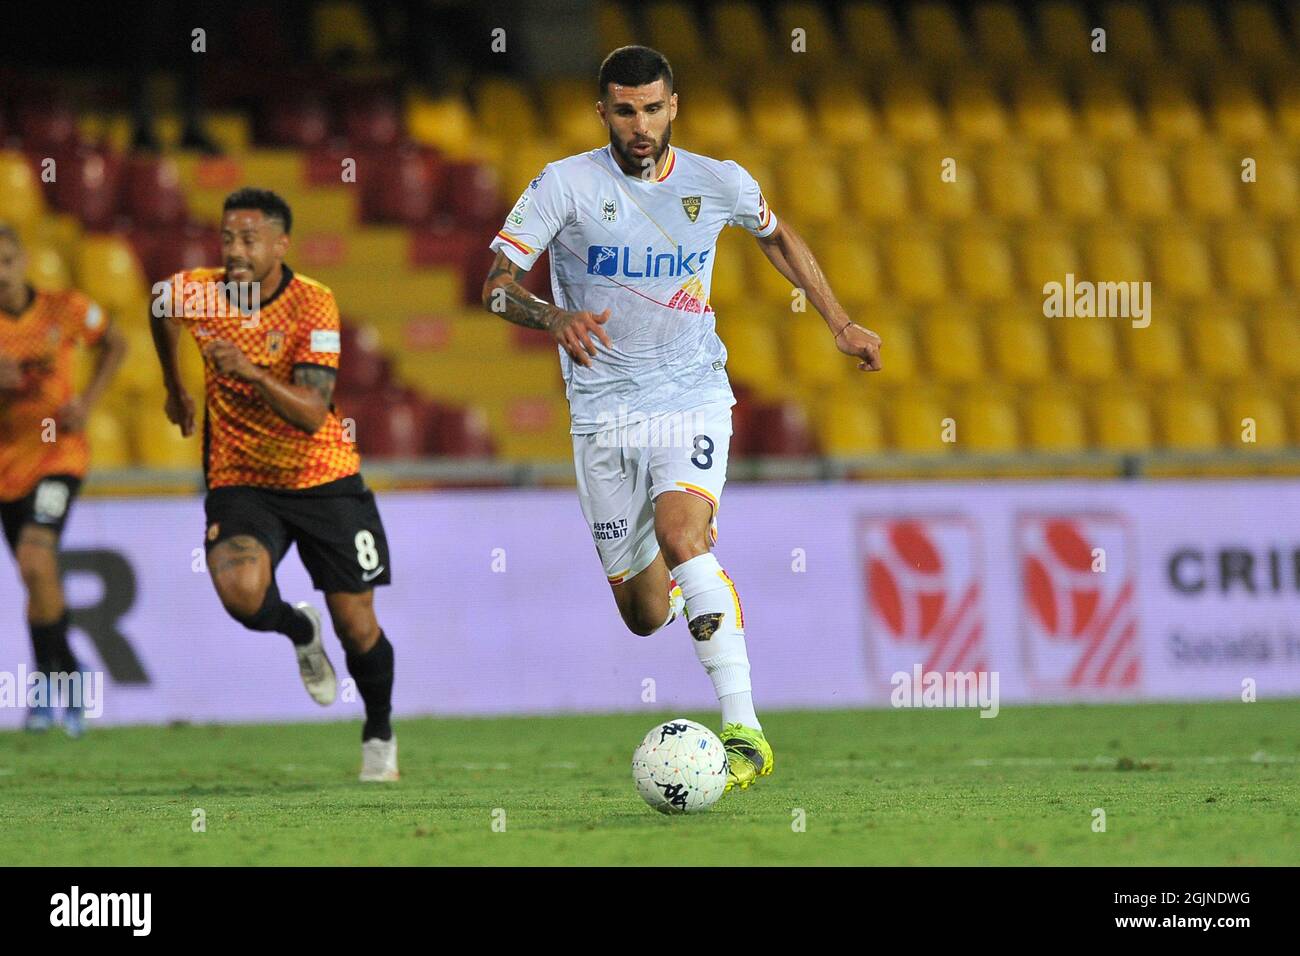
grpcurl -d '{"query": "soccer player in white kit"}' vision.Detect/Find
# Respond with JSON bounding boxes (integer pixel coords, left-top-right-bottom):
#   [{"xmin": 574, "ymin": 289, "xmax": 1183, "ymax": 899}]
[{"xmin": 481, "ymin": 46, "xmax": 881, "ymax": 792}]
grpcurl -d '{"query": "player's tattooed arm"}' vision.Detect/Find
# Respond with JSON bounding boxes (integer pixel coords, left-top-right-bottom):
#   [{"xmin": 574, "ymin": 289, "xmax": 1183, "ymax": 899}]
[
  {"xmin": 756, "ymin": 221, "xmax": 882, "ymax": 372},
  {"xmin": 292, "ymin": 364, "xmax": 336, "ymax": 407},
  {"xmin": 481, "ymin": 251, "xmax": 613, "ymax": 367},
  {"xmin": 242, "ymin": 363, "xmax": 334, "ymax": 434}
]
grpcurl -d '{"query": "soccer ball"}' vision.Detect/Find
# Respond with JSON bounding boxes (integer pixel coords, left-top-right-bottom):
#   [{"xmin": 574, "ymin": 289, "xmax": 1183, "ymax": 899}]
[{"xmin": 631, "ymin": 718, "xmax": 729, "ymax": 814}]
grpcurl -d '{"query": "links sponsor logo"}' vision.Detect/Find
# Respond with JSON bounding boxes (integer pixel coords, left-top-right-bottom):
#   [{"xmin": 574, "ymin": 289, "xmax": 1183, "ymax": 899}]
[
  {"xmin": 592, "ymin": 518, "xmax": 630, "ymax": 541},
  {"xmin": 586, "ymin": 244, "xmax": 711, "ymax": 278}
]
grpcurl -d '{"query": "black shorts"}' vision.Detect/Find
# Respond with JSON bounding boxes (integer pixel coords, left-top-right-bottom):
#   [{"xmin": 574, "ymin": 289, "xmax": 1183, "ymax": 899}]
[
  {"xmin": 203, "ymin": 474, "xmax": 392, "ymax": 593},
  {"xmin": 0, "ymin": 474, "xmax": 82, "ymax": 553}
]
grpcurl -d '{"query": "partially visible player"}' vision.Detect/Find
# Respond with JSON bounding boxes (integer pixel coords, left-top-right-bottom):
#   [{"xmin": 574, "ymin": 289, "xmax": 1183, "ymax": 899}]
[
  {"xmin": 148, "ymin": 189, "xmax": 399, "ymax": 781},
  {"xmin": 0, "ymin": 223, "xmax": 127, "ymax": 736},
  {"xmin": 481, "ymin": 47, "xmax": 881, "ymax": 792}
]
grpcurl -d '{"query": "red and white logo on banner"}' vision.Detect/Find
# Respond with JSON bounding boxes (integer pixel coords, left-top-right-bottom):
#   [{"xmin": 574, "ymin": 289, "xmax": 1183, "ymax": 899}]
[
  {"xmin": 1018, "ymin": 514, "xmax": 1140, "ymax": 692},
  {"xmin": 861, "ymin": 517, "xmax": 988, "ymax": 688}
]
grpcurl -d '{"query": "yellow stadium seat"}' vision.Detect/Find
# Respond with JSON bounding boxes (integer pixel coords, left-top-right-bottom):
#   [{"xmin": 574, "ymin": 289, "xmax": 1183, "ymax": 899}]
[
  {"xmin": 1210, "ymin": 83, "xmax": 1271, "ymax": 143},
  {"xmin": 1103, "ymin": 1, "xmax": 1160, "ymax": 63},
  {"xmin": 542, "ymin": 78, "xmax": 603, "ymax": 153},
  {"xmin": 1151, "ymin": 224, "xmax": 1213, "ymax": 301},
  {"xmin": 1085, "ymin": 227, "xmax": 1146, "ymax": 284},
  {"xmin": 1229, "ymin": 2, "xmax": 1289, "ymax": 63},
  {"xmin": 1218, "ymin": 226, "xmax": 1280, "ymax": 300},
  {"xmin": 843, "ymin": 2, "xmax": 904, "ymax": 64},
  {"xmin": 813, "ymin": 391, "xmax": 885, "ymax": 456},
  {"xmin": 501, "ymin": 138, "xmax": 566, "ymax": 201},
  {"xmin": 1015, "ymin": 79, "xmax": 1075, "ymax": 143},
  {"xmin": 921, "ymin": 305, "xmax": 983, "ymax": 385},
  {"xmin": 1056, "ymin": 318, "xmax": 1119, "ymax": 383},
  {"xmin": 889, "ymin": 387, "xmax": 952, "ymax": 453},
  {"xmin": 951, "ymin": 79, "xmax": 1010, "ymax": 143},
  {"xmin": 712, "ymin": 2, "xmax": 772, "ymax": 67},
  {"xmin": 788, "ymin": 314, "xmax": 851, "ymax": 390},
  {"xmin": 1037, "ymin": 1, "xmax": 1091, "ymax": 62},
  {"xmin": 747, "ymin": 83, "xmax": 811, "ymax": 148},
  {"xmin": 987, "ymin": 306, "xmax": 1053, "ymax": 384},
  {"xmin": 774, "ymin": 2, "xmax": 840, "ymax": 75},
  {"xmin": 982, "ymin": 146, "xmax": 1042, "ymax": 221},
  {"xmin": 645, "ymin": 1, "xmax": 709, "ymax": 68},
  {"xmin": 1147, "ymin": 79, "xmax": 1206, "ymax": 143},
  {"xmin": 709, "ymin": 236, "xmax": 749, "ymax": 311},
  {"xmin": 26, "ymin": 245, "xmax": 70, "ymax": 291},
  {"xmin": 312, "ymin": 1, "xmax": 377, "ymax": 61},
  {"xmin": 597, "ymin": 2, "xmax": 637, "ymax": 52},
  {"xmin": 775, "ymin": 149, "xmax": 842, "ymax": 227},
  {"xmin": 1167, "ymin": 2, "xmax": 1222, "ymax": 62},
  {"xmin": 1042, "ymin": 149, "xmax": 1107, "ymax": 221},
  {"xmin": 673, "ymin": 85, "xmax": 744, "ymax": 154},
  {"xmin": 811, "ymin": 82, "xmax": 876, "ymax": 146},
  {"xmin": 743, "ymin": 237, "xmax": 796, "ymax": 302},
  {"xmin": 1244, "ymin": 146, "xmax": 1298, "ymax": 219},
  {"xmin": 846, "ymin": 148, "xmax": 910, "ymax": 222},
  {"xmin": 881, "ymin": 82, "xmax": 944, "ymax": 144},
  {"xmin": 1255, "ymin": 300, "xmax": 1300, "ymax": 380},
  {"xmin": 1022, "ymin": 386, "xmax": 1088, "ymax": 452},
  {"xmin": 1289, "ymin": 391, "xmax": 1300, "ymax": 445},
  {"xmin": 1175, "ymin": 144, "xmax": 1238, "ymax": 220},
  {"xmin": 1019, "ymin": 226, "xmax": 1082, "ymax": 289},
  {"xmin": 819, "ymin": 229, "xmax": 881, "ymax": 308},
  {"xmin": 1276, "ymin": 86, "xmax": 1300, "ymax": 144},
  {"xmin": 1079, "ymin": 80, "xmax": 1140, "ymax": 141},
  {"xmin": 1090, "ymin": 388, "xmax": 1153, "ymax": 451},
  {"xmin": 953, "ymin": 228, "xmax": 1015, "ymax": 302},
  {"xmin": 0, "ymin": 152, "xmax": 44, "ymax": 229},
  {"xmin": 474, "ymin": 77, "xmax": 540, "ymax": 141},
  {"xmin": 1188, "ymin": 308, "xmax": 1252, "ymax": 380},
  {"xmin": 1155, "ymin": 388, "xmax": 1222, "ymax": 450},
  {"xmin": 1223, "ymin": 386, "xmax": 1288, "ymax": 450},
  {"xmin": 86, "ymin": 407, "xmax": 133, "ymax": 469},
  {"xmin": 715, "ymin": 315, "xmax": 783, "ymax": 397},
  {"xmin": 887, "ymin": 229, "xmax": 947, "ymax": 304},
  {"xmin": 133, "ymin": 405, "xmax": 201, "ymax": 468},
  {"xmin": 956, "ymin": 388, "xmax": 1020, "ymax": 452},
  {"xmin": 861, "ymin": 305, "xmax": 918, "ymax": 385},
  {"xmin": 972, "ymin": 2, "xmax": 1031, "ymax": 66},
  {"xmin": 1123, "ymin": 317, "xmax": 1186, "ymax": 384},
  {"xmin": 1283, "ymin": 226, "xmax": 1300, "ymax": 288},
  {"xmin": 77, "ymin": 236, "xmax": 146, "ymax": 313},
  {"xmin": 482, "ymin": 396, "xmax": 572, "ymax": 463},
  {"xmin": 910, "ymin": 3, "xmax": 968, "ymax": 63},
  {"xmin": 1110, "ymin": 146, "xmax": 1174, "ymax": 222},
  {"xmin": 913, "ymin": 149, "xmax": 976, "ymax": 221}
]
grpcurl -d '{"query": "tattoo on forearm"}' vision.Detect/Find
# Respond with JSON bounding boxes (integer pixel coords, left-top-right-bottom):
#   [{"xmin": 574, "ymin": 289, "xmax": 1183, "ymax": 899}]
[
  {"xmin": 292, "ymin": 365, "xmax": 336, "ymax": 406},
  {"xmin": 485, "ymin": 252, "xmax": 561, "ymax": 331}
]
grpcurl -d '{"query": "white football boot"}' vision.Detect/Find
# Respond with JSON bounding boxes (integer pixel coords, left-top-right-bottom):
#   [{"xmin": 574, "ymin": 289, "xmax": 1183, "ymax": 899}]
[
  {"xmin": 360, "ymin": 735, "xmax": 399, "ymax": 782},
  {"xmin": 292, "ymin": 602, "xmax": 337, "ymax": 706}
]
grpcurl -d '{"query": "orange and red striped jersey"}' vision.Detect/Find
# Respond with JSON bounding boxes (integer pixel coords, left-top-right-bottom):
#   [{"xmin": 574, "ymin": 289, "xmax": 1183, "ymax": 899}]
[
  {"xmin": 0, "ymin": 287, "xmax": 107, "ymax": 501},
  {"xmin": 164, "ymin": 266, "xmax": 360, "ymax": 491}
]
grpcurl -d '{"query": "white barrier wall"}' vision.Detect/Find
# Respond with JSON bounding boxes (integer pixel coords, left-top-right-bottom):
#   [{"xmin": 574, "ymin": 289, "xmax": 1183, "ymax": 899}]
[{"xmin": 0, "ymin": 480, "xmax": 1297, "ymax": 726}]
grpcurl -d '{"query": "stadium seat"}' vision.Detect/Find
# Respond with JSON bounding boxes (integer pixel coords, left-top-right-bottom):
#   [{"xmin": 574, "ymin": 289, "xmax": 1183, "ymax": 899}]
[
  {"xmin": 85, "ymin": 407, "xmax": 133, "ymax": 470},
  {"xmin": 473, "ymin": 77, "xmax": 539, "ymax": 142},
  {"xmin": 1056, "ymin": 318, "xmax": 1119, "ymax": 383},
  {"xmin": 1223, "ymin": 386, "xmax": 1288, "ymax": 450},
  {"xmin": 1102, "ymin": 1, "xmax": 1161, "ymax": 65},
  {"xmin": 1188, "ymin": 307, "xmax": 1252, "ymax": 380},
  {"xmin": 673, "ymin": 85, "xmax": 744, "ymax": 155},
  {"xmin": 1085, "ymin": 227, "xmax": 1146, "ymax": 284},
  {"xmin": 1079, "ymin": 79, "xmax": 1141, "ymax": 142},
  {"xmin": 1151, "ymin": 224, "xmax": 1213, "ymax": 301},
  {"xmin": 1014, "ymin": 79, "xmax": 1075, "ymax": 144},
  {"xmin": 47, "ymin": 148, "xmax": 124, "ymax": 231},
  {"xmin": 920, "ymin": 305, "xmax": 983, "ymax": 385},
  {"xmin": 982, "ymin": 146, "xmax": 1043, "ymax": 221},
  {"xmin": 1167, "ymin": 1, "xmax": 1223, "ymax": 62},
  {"xmin": 342, "ymin": 91, "xmax": 402, "ymax": 148},
  {"xmin": 1037, "ymin": 1, "xmax": 1092, "ymax": 63},
  {"xmin": 774, "ymin": 2, "xmax": 840, "ymax": 76},
  {"xmin": 1110, "ymin": 146, "xmax": 1174, "ymax": 222},
  {"xmin": 1146, "ymin": 79, "xmax": 1206, "ymax": 142},
  {"xmin": 1154, "ymin": 388, "xmax": 1222, "ymax": 450},
  {"xmin": 597, "ymin": 1, "xmax": 637, "ymax": 52},
  {"xmin": 953, "ymin": 228, "xmax": 1015, "ymax": 302},
  {"xmin": 775, "ymin": 149, "xmax": 842, "ymax": 227},
  {"xmin": 429, "ymin": 403, "xmax": 495, "ymax": 458},
  {"xmin": 818, "ymin": 229, "xmax": 881, "ymax": 308},
  {"xmin": 312, "ymin": 0, "xmax": 378, "ymax": 62},
  {"xmin": 889, "ymin": 387, "xmax": 952, "ymax": 453},
  {"xmin": 77, "ymin": 236, "xmax": 145, "ymax": 313},
  {"xmin": 708, "ymin": 236, "xmax": 749, "ymax": 311},
  {"xmin": 886, "ymin": 229, "xmax": 947, "ymax": 304},
  {"xmin": 1175, "ymin": 144, "xmax": 1238, "ymax": 221},
  {"xmin": 1244, "ymin": 146, "xmax": 1298, "ymax": 220},
  {"xmin": 1210, "ymin": 83, "xmax": 1271, "ymax": 143},
  {"xmin": 0, "ymin": 152, "xmax": 45, "ymax": 228},
  {"xmin": 714, "ymin": 315, "xmax": 783, "ymax": 398},
  {"xmin": 788, "ymin": 313, "xmax": 851, "ymax": 390},
  {"xmin": 406, "ymin": 94, "xmax": 476, "ymax": 158},
  {"xmin": 1123, "ymin": 317, "xmax": 1186, "ymax": 384},
  {"xmin": 1218, "ymin": 225, "xmax": 1280, "ymax": 300},
  {"xmin": 811, "ymin": 82, "xmax": 876, "ymax": 146},
  {"xmin": 812, "ymin": 389, "xmax": 885, "ymax": 456},
  {"xmin": 1018, "ymin": 226, "xmax": 1082, "ymax": 290},
  {"xmin": 1022, "ymin": 386, "xmax": 1088, "ymax": 453},
  {"xmin": 1042, "ymin": 149, "xmax": 1107, "ymax": 221},
  {"xmin": 749, "ymin": 401, "xmax": 819, "ymax": 456},
  {"xmin": 1255, "ymin": 300, "xmax": 1300, "ymax": 380},
  {"xmin": 845, "ymin": 147, "xmax": 910, "ymax": 223},
  {"xmin": 133, "ymin": 406, "xmax": 200, "ymax": 468},
  {"xmin": 442, "ymin": 161, "xmax": 501, "ymax": 228},
  {"xmin": 1283, "ymin": 226, "xmax": 1300, "ymax": 288},
  {"xmin": 1228, "ymin": 2, "xmax": 1289, "ymax": 64},
  {"xmin": 986, "ymin": 306, "xmax": 1053, "ymax": 385},
  {"xmin": 124, "ymin": 157, "xmax": 187, "ymax": 227},
  {"xmin": 16, "ymin": 100, "xmax": 78, "ymax": 152},
  {"xmin": 972, "ymin": 2, "xmax": 1032, "ymax": 66},
  {"xmin": 913, "ymin": 148, "xmax": 977, "ymax": 221},
  {"xmin": 258, "ymin": 94, "xmax": 331, "ymax": 148},
  {"xmin": 881, "ymin": 82, "xmax": 944, "ymax": 144},
  {"xmin": 1090, "ymin": 388, "xmax": 1154, "ymax": 451},
  {"xmin": 861, "ymin": 306, "xmax": 919, "ymax": 385},
  {"xmin": 955, "ymin": 388, "xmax": 1021, "ymax": 452},
  {"xmin": 909, "ymin": 2, "xmax": 968, "ymax": 64},
  {"xmin": 711, "ymin": 2, "xmax": 773, "ymax": 71},
  {"xmin": 645, "ymin": 1, "xmax": 709, "ymax": 69},
  {"xmin": 360, "ymin": 146, "xmax": 444, "ymax": 225},
  {"xmin": 26, "ymin": 245, "xmax": 71, "ymax": 290},
  {"xmin": 842, "ymin": 2, "xmax": 904, "ymax": 66},
  {"xmin": 747, "ymin": 83, "xmax": 812, "ymax": 148}
]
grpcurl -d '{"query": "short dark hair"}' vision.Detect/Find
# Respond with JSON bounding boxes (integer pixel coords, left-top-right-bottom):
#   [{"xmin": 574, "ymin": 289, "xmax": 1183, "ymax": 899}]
[
  {"xmin": 599, "ymin": 45, "xmax": 673, "ymax": 99},
  {"xmin": 222, "ymin": 187, "xmax": 292, "ymax": 234},
  {"xmin": 0, "ymin": 222, "xmax": 21, "ymax": 249}
]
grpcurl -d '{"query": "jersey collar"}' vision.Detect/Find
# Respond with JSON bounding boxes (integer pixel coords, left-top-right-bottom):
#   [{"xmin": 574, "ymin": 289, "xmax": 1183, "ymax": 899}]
[{"xmin": 610, "ymin": 143, "xmax": 676, "ymax": 183}]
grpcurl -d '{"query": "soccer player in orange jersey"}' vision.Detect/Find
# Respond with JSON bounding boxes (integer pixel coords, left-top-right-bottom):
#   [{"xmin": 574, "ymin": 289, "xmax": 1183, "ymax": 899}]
[
  {"xmin": 148, "ymin": 189, "xmax": 398, "ymax": 781},
  {"xmin": 0, "ymin": 223, "xmax": 127, "ymax": 736}
]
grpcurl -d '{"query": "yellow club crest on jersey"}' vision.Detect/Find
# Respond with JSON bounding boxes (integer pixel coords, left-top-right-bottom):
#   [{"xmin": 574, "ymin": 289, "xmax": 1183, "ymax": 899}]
[
  {"xmin": 266, "ymin": 329, "xmax": 285, "ymax": 358},
  {"xmin": 681, "ymin": 195, "xmax": 701, "ymax": 223}
]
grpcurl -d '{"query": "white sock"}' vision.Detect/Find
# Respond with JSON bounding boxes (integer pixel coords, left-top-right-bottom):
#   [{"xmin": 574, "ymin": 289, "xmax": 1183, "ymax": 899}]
[{"xmin": 669, "ymin": 553, "xmax": 761, "ymax": 731}]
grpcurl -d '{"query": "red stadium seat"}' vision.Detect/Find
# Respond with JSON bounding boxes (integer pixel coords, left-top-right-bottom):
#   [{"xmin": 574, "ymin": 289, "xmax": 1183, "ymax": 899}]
[
  {"xmin": 430, "ymin": 403, "xmax": 495, "ymax": 457},
  {"xmin": 131, "ymin": 223, "xmax": 221, "ymax": 282},
  {"xmin": 17, "ymin": 100, "xmax": 78, "ymax": 151},
  {"xmin": 749, "ymin": 401, "xmax": 818, "ymax": 457},
  {"xmin": 45, "ymin": 147, "xmax": 123, "ymax": 230},
  {"xmin": 341, "ymin": 91, "xmax": 402, "ymax": 148},
  {"xmin": 258, "ymin": 94, "xmax": 332, "ymax": 148},
  {"xmin": 360, "ymin": 145, "xmax": 445, "ymax": 225},
  {"xmin": 124, "ymin": 156, "xmax": 188, "ymax": 226},
  {"xmin": 336, "ymin": 323, "xmax": 389, "ymax": 393},
  {"xmin": 442, "ymin": 161, "xmax": 502, "ymax": 227}
]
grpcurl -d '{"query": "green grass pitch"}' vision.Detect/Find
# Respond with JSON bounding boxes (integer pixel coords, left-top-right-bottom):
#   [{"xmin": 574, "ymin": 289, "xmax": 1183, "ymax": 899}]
[{"xmin": 2, "ymin": 700, "xmax": 1297, "ymax": 866}]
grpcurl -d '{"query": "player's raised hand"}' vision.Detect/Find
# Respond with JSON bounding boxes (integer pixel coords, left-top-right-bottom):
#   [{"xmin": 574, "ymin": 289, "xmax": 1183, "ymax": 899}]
[
  {"xmin": 551, "ymin": 308, "xmax": 613, "ymax": 368},
  {"xmin": 165, "ymin": 387, "xmax": 196, "ymax": 437},
  {"xmin": 835, "ymin": 322, "xmax": 883, "ymax": 372},
  {"xmin": 203, "ymin": 338, "xmax": 261, "ymax": 382}
]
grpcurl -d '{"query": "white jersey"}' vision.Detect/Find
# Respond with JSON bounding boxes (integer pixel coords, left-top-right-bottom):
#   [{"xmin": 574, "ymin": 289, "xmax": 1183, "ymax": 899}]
[{"xmin": 489, "ymin": 143, "xmax": 779, "ymax": 435}]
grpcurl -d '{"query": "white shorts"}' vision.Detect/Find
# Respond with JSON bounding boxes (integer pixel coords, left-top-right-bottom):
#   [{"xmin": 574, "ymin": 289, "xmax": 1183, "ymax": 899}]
[{"xmin": 573, "ymin": 402, "xmax": 732, "ymax": 585}]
